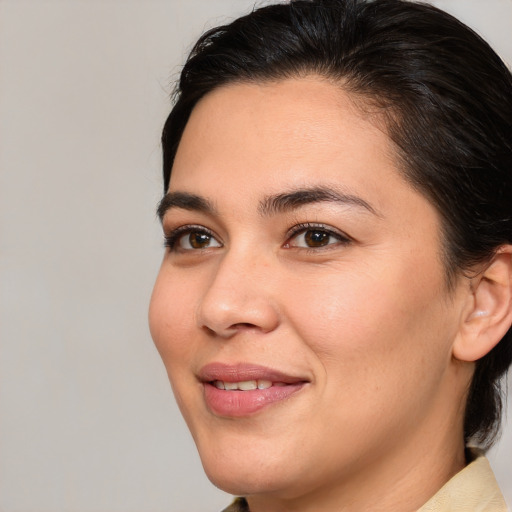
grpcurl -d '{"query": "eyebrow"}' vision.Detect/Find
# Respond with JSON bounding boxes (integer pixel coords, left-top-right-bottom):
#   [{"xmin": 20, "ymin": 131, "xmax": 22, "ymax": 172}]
[
  {"xmin": 258, "ymin": 187, "xmax": 381, "ymax": 217},
  {"xmin": 157, "ymin": 191, "xmax": 217, "ymax": 220},
  {"xmin": 157, "ymin": 186, "xmax": 381, "ymax": 221}
]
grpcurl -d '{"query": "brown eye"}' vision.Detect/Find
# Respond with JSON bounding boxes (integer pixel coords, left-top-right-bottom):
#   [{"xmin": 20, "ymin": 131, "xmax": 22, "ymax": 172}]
[
  {"xmin": 286, "ymin": 225, "xmax": 350, "ymax": 250},
  {"xmin": 166, "ymin": 228, "xmax": 222, "ymax": 251},
  {"xmin": 304, "ymin": 230, "xmax": 331, "ymax": 247},
  {"xmin": 178, "ymin": 231, "xmax": 222, "ymax": 250},
  {"xmin": 186, "ymin": 232, "xmax": 213, "ymax": 249}
]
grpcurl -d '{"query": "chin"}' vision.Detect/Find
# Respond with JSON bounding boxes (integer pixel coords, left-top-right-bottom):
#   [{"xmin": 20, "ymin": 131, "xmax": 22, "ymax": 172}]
[
  {"xmin": 205, "ymin": 468, "xmax": 275, "ymax": 496},
  {"xmin": 197, "ymin": 438, "xmax": 296, "ymax": 496},
  {"xmin": 205, "ymin": 469, "xmax": 304, "ymax": 500}
]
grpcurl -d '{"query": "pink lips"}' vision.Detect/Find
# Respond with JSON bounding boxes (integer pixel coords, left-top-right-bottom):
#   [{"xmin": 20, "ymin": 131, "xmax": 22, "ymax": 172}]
[{"xmin": 199, "ymin": 363, "xmax": 308, "ymax": 417}]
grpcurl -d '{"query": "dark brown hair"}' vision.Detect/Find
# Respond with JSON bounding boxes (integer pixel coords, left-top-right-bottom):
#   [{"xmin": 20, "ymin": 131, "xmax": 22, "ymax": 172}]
[{"xmin": 161, "ymin": 0, "xmax": 512, "ymax": 448}]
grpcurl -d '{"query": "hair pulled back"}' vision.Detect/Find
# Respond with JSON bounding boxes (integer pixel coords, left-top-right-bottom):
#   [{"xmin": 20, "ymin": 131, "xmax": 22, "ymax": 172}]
[{"xmin": 161, "ymin": 0, "xmax": 512, "ymax": 448}]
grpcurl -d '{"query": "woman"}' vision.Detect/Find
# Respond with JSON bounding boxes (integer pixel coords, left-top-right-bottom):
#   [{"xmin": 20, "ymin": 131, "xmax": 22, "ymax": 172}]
[{"xmin": 149, "ymin": 0, "xmax": 512, "ymax": 510}]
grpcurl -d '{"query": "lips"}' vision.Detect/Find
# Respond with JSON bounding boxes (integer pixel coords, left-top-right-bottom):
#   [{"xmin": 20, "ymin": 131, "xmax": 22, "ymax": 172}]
[{"xmin": 199, "ymin": 363, "xmax": 308, "ymax": 417}]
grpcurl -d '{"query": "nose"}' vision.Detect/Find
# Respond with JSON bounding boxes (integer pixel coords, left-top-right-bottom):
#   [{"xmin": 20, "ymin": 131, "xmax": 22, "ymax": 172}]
[{"xmin": 196, "ymin": 251, "xmax": 280, "ymax": 338}]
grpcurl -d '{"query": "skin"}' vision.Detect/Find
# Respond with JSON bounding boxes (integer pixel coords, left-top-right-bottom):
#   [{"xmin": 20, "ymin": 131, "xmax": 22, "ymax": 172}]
[{"xmin": 149, "ymin": 77, "xmax": 476, "ymax": 512}]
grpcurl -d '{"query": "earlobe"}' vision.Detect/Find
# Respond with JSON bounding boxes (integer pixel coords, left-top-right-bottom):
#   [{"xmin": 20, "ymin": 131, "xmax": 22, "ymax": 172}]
[{"xmin": 453, "ymin": 246, "xmax": 512, "ymax": 362}]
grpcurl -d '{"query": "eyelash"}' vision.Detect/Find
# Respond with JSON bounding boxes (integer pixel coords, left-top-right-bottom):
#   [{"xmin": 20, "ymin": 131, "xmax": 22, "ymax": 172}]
[
  {"xmin": 163, "ymin": 222, "xmax": 352, "ymax": 253},
  {"xmin": 284, "ymin": 222, "xmax": 352, "ymax": 250},
  {"xmin": 164, "ymin": 225, "xmax": 220, "ymax": 251}
]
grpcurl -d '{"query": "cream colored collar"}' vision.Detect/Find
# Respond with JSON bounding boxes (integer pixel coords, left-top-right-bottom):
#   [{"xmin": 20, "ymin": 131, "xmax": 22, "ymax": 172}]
[{"xmin": 418, "ymin": 448, "xmax": 508, "ymax": 511}]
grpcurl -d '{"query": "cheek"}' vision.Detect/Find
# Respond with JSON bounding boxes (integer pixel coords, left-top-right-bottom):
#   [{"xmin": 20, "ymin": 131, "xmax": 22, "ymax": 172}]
[
  {"xmin": 282, "ymin": 255, "xmax": 451, "ymax": 383},
  {"xmin": 278, "ymin": 262, "xmax": 455, "ymax": 460},
  {"xmin": 149, "ymin": 270, "xmax": 206, "ymax": 424},
  {"xmin": 149, "ymin": 270, "xmax": 198, "ymax": 367}
]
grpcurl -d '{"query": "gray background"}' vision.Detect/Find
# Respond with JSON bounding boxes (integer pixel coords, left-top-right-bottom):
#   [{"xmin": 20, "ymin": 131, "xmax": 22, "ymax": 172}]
[{"xmin": 0, "ymin": 1, "xmax": 510, "ymax": 511}]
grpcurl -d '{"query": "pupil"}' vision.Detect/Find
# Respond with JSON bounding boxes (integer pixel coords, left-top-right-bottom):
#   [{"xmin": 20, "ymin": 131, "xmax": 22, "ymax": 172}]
[
  {"xmin": 305, "ymin": 230, "xmax": 329, "ymax": 247},
  {"xmin": 190, "ymin": 232, "xmax": 210, "ymax": 248}
]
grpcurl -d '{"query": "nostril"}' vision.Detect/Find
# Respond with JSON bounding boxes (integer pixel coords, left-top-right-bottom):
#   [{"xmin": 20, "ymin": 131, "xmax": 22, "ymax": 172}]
[
  {"xmin": 201, "ymin": 322, "xmax": 260, "ymax": 338},
  {"xmin": 232, "ymin": 322, "xmax": 258, "ymax": 330},
  {"xmin": 202, "ymin": 325, "xmax": 217, "ymax": 337}
]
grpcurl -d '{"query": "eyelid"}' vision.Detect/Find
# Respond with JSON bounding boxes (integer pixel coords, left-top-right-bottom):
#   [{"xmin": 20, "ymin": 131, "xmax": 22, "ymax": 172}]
[
  {"xmin": 284, "ymin": 222, "xmax": 352, "ymax": 248},
  {"xmin": 164, "ymin": 224, "xmax": 223, "ymax": 251}
]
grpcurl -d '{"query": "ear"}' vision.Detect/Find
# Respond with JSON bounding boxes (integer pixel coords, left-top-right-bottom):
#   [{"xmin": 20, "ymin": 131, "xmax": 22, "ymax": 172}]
[{"xmin": 453, "ymin": 246, "xmax": 512, "ymax": 362}]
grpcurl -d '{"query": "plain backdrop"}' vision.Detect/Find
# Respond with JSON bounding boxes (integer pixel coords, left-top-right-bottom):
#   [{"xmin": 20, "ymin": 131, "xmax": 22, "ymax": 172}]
[{"xmin": 0, "ymin": 1, "xmax": 511, "ymax": 511}]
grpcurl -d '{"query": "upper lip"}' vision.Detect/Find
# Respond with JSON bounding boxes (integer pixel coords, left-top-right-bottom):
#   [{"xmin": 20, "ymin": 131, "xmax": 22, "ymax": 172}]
[{"xmin": 198, "ymin": 362, "xmax": 309, "ymax": 384}]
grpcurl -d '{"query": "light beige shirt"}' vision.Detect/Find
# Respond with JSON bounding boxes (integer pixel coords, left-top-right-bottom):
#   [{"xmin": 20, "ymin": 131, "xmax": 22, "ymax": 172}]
[
  {"xmin": 418, "ymin": 449, "xmax": 508, "ymax": 512},
  {"xmin": 222, "ymin": 450, "xmax": 508, "ymax": 511}
]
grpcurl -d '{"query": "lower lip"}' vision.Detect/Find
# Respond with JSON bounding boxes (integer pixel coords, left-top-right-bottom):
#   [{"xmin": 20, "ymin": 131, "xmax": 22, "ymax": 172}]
[{"xmin": 203, "ymin": 382, "xmax": 306, "ymax": 417}]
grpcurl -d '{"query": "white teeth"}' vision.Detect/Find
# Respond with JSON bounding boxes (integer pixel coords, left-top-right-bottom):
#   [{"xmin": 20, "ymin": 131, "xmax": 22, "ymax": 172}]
[
  {"xmin": 213, "ymin": 379, "xmax": 276, "ymax": 391},
  {"xmin": 257, "ymin": 380, "xmax": 272, "ymax": 389},
  {"xmin": 238, "ymin": 380, "xmax": 258, "ymax": 390}
]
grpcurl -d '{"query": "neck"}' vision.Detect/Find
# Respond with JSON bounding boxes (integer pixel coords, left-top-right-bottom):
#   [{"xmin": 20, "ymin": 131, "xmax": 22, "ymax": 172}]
[{"xmin": 247, "ymin": 439, "xmax": 466, "ymax": 512}]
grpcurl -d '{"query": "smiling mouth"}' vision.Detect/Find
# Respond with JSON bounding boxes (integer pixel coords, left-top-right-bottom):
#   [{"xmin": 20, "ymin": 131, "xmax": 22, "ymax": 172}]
[
  {"xmin": 212, "ymin": 379, "xmax": 289, "ymax": 390},
  {"xmin": 200, "ymin": 363, "xmax": 309, "ymax": 417}
]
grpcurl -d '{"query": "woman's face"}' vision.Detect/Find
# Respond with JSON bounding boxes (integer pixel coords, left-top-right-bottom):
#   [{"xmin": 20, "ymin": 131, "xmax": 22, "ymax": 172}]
[{"xmin": 149, "ymin": 77, "xmax": 468, "ymax": 501}]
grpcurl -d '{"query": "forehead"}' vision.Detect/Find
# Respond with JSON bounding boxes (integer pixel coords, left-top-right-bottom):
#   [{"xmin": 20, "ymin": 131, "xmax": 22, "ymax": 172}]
[{"xmin": 171, "ymin": 77, "xmax": 398, "ymax": 195}]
